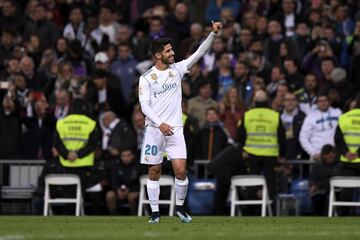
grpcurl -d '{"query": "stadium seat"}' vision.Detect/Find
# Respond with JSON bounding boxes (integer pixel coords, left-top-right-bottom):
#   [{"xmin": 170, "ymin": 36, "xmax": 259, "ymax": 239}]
[
  {"xmin": 43, "ymin": 174, "xmax": 84, "ymax": 216},
  {"xmin": 230, "ymin": 175, "xmax": 272, "ymax": 217},
  {"xmin": 328, "ymin": 176, "xmax": 360, "ymax": 217},
  {"xmin": 137, "ymin": 175, "xmax": 175, "ymax": 216}
]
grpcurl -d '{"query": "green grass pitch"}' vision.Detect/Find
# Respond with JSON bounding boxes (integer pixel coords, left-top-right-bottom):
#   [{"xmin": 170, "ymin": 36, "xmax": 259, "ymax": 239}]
[{"xmin": 0, "ymin": 217, "xmax": 360, "ymax": 240}]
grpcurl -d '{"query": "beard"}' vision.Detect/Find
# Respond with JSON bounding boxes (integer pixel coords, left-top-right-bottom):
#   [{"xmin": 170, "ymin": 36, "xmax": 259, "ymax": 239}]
[{"xmin": 161, "ymin": 55, "xmax": 174, "ymax": 64}]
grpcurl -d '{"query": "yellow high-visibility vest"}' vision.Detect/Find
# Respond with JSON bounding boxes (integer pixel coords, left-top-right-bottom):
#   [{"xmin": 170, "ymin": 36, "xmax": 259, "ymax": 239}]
[
  {"xmin": 338, "ymin": 109, "xmax": 360, "ymax": 163},
  {"xmin": 243, "ymin": 108, "xmax": 279, "ymax": 157},
  {"xmin": 56, "ymin": 114, "xmax": 96, "ymax": 167}
]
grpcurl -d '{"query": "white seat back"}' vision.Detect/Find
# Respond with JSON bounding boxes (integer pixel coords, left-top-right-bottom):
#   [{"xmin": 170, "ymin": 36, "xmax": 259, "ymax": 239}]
[
  {"xmin": 230, "ymin": 175, "xmax": 272, "ymax": 217},
  {"xmin": 328, "ymin": 176, "xmax": 360, "ymax": 217},
  {"xmin": 44, "ymin": 174, "xmax": 84, "ymax": 217}
]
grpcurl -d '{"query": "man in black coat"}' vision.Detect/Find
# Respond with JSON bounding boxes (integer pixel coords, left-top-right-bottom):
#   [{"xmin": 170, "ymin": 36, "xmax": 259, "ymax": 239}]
[
  {"xmin": 101, "ymin": 111, "xmax": 136, "ymax": 160},
  {"xmin": 0, "ymin": 95, "xmax": 21, "ymax": 159},
  {"xmin": 22, "ymin": 99, "xmax": 56, "ymax": 159},
  {"xmin": 192, "ymin": 107, "xmax": 229, "ymax": 162},
  {"xmin": 85, "ymin": 69, "xmax": 127, "ymax": 118},
  {"xmin": 23, "ymin": 4, "xmax": 60, "ymax": 51}
]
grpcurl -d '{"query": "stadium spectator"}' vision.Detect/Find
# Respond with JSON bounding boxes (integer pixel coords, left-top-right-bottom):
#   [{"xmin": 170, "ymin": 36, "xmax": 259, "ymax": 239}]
[
  {"xmin": 234, "ymin": 61, "xmax": 252, "ymax": 105},
  {"xmin": 329, "ymin": 68, "xmax": 354, "ymax": 110},
  {"xmin": 335, "ymin": 95, "xmax": 360, "ymax": 216},
  {"xmin": 283, "ymin": 57, "xmax": 304, "ymax": 92},
  {"xmin": 52, "ymin": 89, "xmax": 71, "ymax": 120},
  {"xmin": 218, "ymin": 86, "xmax": 245, "ymax": 140},
  {"xmin": 53, "ymin": 61, "xmax": 82, "ymax": 97},
  {"xmin": 85, "ymin": 69, "xmax": 126, "ymax": 118},
  {"xmin": 23, "ymin": 3, "xmax": 60, "ymax": 51},
  {"xmin": 181, "ymin": 99, "xmax": 199, "ymax": 164},
  {"xmin": 165, "ymin": 3, "xmax": 191, "ymax": 55},
  {"xmin": 0, "ymin": 28, "xmax": 17, "ymax": 69},
  {"xmin": 299, "ymin": 93, "xmax": 342, "ymax": 161},
  {"xmin": 105, "ymin": 149, "xmax": 142, "ymax": 215},
  {"xmin": 0, "ymin": 95, "xmax": 21, "ymax": 159},
  {"xmin": 110, "ymin": 43, "xmax": 138, "ymax": 103},
  {"xmin": 204, "ymin": 0, "xmax": 240, "ymax": 23},
  {"xmin": 188, "ymin": 80, "xmax": 217, "ymax": 128},
  {"xmin": 266, "ymin": 66, "xmax": 286, "ymax": 99},
  {"xmin": 90, "ymin": 4, "xmax": 119, "ymax": 47},
  {"xmin": 63, "ymin": 5, "xmax": 86, "ymax": 46},
  {"xmin": 0, "ymin": 0, "xmax": 25, "ymax": 32},
  {"xmin": 281, "ymin": 92, "xmax": 306, "ymax": 160},
  {"xmin": 295, "ymin": 73, "xmax": 318, "ymax": 115},
  {"xmin": 131, "ymin": 109, "xmax": 145, "ymax": 157},
  {"xmin": 22, "ymin": 99, "xmax": 56, "ymax": 159},
  {"xmin": 20, "ymin": 56, "xmax": 51, "ymax": 95},
  {"xmin": 192, "ymin": 107, "xmax": 229, "ymax": 163},
  {"xmin": 101, "ymin": 111, "xmax": 136, "ymax": 159},
  {"xmin": 182, "ymin": 62, "xmax": 206, "ymax": 98},
  {"xmin": 309, "ymin": 144, "xmax": 339, "ymax": 216},
  {"xmin": 180, "ymin": 23, "xmax": 204, "ymax": 60},
  {"xmin": 207, "ymin": 51, "xmax": 235, "ymax": 100},
  {"xmin": 238, "ymin": 90, "xmax": 286, "ymax": 200},
  {"xmin": 264, "ymin": 20, "xmax": 283, "ymax": 64}
]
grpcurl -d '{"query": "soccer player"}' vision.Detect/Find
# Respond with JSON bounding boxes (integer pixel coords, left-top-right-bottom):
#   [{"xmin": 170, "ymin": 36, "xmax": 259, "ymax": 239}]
[{"xmin": 138, "ymin": 21, "xmax": 222, "ymax": 223}]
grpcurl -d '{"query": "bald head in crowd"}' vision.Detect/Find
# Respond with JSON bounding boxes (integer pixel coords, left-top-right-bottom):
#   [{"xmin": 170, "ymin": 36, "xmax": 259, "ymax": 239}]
[{"xmin": 254, "ymin": 90, "xmax": 269, "ymax": 103}]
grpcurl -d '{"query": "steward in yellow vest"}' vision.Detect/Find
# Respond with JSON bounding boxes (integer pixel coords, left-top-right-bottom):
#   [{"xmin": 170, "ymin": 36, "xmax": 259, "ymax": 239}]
[
  {"xmin": 54, "ymin": 98, "xmax": 97, "ymax": 168},
  {"xmin": 334, "ymin": 96, "xmax": 360, "ymax": 216},
  {"xmin": 336, "ymin": 108, "xmax": 360, "ymax": 163},
  {"xmin": 237, "ymin": 90, "xmax": 286, "ymax": 199}
]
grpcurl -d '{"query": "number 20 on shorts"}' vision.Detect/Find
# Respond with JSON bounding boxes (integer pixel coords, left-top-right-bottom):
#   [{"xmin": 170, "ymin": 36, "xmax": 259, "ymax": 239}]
[{"xmin": 144, "ymin": 144, "xmax": 158, "ymax": 156}]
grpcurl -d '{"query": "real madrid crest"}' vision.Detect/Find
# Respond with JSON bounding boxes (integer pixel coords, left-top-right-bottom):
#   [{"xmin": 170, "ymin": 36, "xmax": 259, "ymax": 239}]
[
  {"xmin": 169, "ymin": 71, "xmax": 174, "ymax": 78},
  {"xmin": 151, "ymin": 73, "xmax": 158, "ymax": 80}
]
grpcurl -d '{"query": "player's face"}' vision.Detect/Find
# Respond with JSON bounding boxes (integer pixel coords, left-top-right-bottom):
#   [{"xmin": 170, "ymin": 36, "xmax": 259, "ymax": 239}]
[{"xmin": 160, "ymin": 44, "xmax": 175, "ymax": 64}]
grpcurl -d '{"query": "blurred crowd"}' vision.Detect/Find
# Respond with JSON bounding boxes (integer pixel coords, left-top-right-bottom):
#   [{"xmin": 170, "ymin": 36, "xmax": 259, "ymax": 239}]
[{"xmin": 0, "ymin": 0, "xmax": 360, "ymax": 215}]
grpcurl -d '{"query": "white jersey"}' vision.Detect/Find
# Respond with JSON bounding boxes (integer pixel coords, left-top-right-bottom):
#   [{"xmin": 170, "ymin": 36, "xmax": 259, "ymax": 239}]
[
  {"xmin": 138, "ymin": 31, "xmax": 216, "ymax": 128},
  {"xmin": 138, "ymin": 62, "xmax": 188, "ymax": 127}
]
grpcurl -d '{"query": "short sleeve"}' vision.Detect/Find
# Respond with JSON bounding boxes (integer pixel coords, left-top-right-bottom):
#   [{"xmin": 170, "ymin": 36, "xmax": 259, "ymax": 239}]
[{"xmin": 138, "ymin": 76, "xmax": 151, "ymax": 102}]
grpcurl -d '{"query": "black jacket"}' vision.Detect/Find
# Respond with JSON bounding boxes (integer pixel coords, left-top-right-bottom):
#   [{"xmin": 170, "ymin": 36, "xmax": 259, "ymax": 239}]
[
  {"xmin": 85, "ymin": 76, "xmax": 127, "ymax": 118},
  {"xmin": 192, "ymin": 122, "xmax": 229, "ymax": 161},
  {"xmin": 22, "ymin": 114, "xmax": 57, "ymax": 159},
  {"xmin": 103, "ymin": 119, "xmax": 137, "ymax": 159},
  {"xmin": 0, "ymin": 110, "xmax": 22, "ymax": 159}
]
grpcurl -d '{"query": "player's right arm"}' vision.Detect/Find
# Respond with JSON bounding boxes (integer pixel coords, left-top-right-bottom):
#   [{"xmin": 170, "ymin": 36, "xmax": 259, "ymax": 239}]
[{"xmin": 138, "ymin": 76, "xmax": 173, "ymax": 136}]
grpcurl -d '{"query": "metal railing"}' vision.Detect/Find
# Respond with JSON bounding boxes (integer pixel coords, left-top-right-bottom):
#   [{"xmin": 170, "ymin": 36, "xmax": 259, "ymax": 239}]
[
  {"xmin": 0, "ymin": 160, "xmax": 46, "ymax": 199},
  {"xmin": 192, "ymin": 159, "xmax": 317, "ymax": 179}
]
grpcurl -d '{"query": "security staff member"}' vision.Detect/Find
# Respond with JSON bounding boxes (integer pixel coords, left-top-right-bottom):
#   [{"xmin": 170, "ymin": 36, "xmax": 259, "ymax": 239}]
[
  {"xmin": 53, "ymin": 98, "xmax": 97, "ymax": 189},
  {"xmin": 238, "ymin": 90, "xmax": 286, "ymax": 200},
  {"xmin": 334, "ymin": 95, "xmax": 360, "ymax": 215}
]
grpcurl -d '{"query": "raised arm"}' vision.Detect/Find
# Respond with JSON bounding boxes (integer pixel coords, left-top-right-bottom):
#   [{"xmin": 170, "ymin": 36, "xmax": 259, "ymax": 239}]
[{"xmin": 181, "ymin": 21, "xmax": 222, "ymax": 70}]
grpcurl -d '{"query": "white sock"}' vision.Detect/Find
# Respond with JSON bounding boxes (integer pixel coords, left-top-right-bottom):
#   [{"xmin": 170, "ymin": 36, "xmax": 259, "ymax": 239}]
[
  {"xmin": 147, "ymin": 179, "xmax": 160, "ymax": 212},
  {"xmin": 175, "ymin": 177, "xmax": 189, "ymax": 206}
]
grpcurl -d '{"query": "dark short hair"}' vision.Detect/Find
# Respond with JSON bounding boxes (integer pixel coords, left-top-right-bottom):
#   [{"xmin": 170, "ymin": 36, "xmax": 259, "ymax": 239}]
[
  {"xmin": 206, "ymin": 106, "xmax": 219, "ymax": 115},
  {"xmin": 70, "ymin": 98, "xmax": 92, "ymax": 115},
  {"xmin": 321, "ymin": 144, "xmax": 336, "ymax": 155},
  {"xmin": 149, "ymin": 38, "xmax": 173, "ymax": 56},
  {"xmin": 317, "ymin": 91, "xmax": 329, "ymax": 100}
]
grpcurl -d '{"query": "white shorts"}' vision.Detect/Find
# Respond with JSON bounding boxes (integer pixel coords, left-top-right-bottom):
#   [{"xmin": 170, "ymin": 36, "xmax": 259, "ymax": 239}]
[{"xmin": 140, "ymin": 125, "xmax": 187, "ymax": 165}]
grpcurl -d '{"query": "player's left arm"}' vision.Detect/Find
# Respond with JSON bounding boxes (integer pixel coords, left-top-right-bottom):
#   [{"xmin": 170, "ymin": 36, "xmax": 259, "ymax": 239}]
[{"xmin": 180, "ymin": 21, "xmax": 223, "ymax": 71}]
